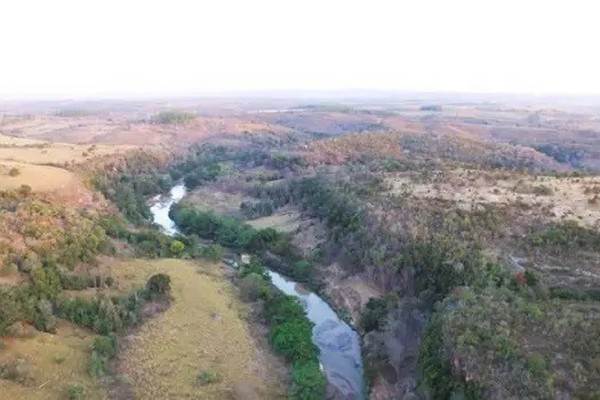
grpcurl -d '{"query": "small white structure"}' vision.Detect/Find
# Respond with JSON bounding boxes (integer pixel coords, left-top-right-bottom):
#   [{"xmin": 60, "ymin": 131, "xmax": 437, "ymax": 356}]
[{"xmin": 240, "ymin": 254, "xmax": 251, "ymax": 265}]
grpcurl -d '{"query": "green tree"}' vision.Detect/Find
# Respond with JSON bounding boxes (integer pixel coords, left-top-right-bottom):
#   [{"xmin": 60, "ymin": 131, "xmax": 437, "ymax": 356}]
[
  {"xmin": 290, "ymin": 361, "xmax": 327, "ymax": 400},
  {"xmin": 170, "ymin": 240, "xmax": 185, "ymax": 256}
]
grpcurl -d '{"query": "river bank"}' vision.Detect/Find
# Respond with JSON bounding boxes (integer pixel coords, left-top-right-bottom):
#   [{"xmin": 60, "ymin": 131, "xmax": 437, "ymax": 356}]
[{"xmin": 150, "ymin": 183, "xmax": 366, "ymax": 399}]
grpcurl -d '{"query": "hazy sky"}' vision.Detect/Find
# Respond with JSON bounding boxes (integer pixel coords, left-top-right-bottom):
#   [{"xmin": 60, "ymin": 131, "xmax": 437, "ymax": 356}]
[{"xmin": 1, "ymin": 0, "xmax": 598, "ymax": 97}]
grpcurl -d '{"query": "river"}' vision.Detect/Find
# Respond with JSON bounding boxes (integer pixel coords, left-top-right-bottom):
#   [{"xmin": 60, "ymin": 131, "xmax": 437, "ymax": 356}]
[{"xmin": 149, "ymin": 183, "xmax": 365, "ymax": 399}]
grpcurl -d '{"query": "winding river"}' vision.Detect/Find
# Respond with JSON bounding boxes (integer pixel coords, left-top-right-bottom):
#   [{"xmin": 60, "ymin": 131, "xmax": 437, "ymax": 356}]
[{"xmin": 150, "ymin": 184, "xmax": 365, "ymax": 399}]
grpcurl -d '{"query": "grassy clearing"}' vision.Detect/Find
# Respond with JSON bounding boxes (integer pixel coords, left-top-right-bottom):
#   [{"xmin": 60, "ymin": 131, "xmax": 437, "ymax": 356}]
[
  {"xmin": 387, "ymin": 169, "xmax": 600, "ymax": 229},
  {"xmin": 110, "ymin": 258, "xmax": 286, "ymax": 399},
  {"xmin": 0, "ymin": 143, "xmax": 132, "ymax": 165},
  {"xmin": 0, "ymin": 161, "xmax": 75, "ymax": 192},
  {"xmin": 0, "ymin": 321, "xmax": 106, "ymax": 400},
  {"xmin": 247, "ymin": 211, "xmax": 301, "ymax": 233},
  {"xmin": 183, "ymin": 187, "xmax": 245, "ymax": 216}
]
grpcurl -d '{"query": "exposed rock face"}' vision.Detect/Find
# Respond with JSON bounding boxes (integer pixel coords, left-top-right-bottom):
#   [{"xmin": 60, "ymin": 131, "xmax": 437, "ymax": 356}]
[
  {"xmin": 320, "ymin": 260, "xmax": 427, "ymax": 400},
  {"xmin": 364, "ymin": 298, "xmax": 427, "ymax": 400}
]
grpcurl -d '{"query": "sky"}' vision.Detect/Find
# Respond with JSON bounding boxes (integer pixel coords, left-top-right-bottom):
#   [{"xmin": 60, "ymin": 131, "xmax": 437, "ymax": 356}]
[{"xmin": 0, "ymin": 0, "xmax": 599, "ymax": 98}]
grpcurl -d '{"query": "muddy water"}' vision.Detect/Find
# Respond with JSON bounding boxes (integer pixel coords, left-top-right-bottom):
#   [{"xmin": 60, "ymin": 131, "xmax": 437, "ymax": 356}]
[{"xmin": 150, "ymin": 183, "xmax": 365, "ymax": 399}]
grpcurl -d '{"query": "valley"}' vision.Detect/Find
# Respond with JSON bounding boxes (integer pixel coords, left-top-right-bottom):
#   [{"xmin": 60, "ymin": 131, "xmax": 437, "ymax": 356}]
[{"xmin": 1, "ymin": 95, "xmax": 600, "ymax": 399}]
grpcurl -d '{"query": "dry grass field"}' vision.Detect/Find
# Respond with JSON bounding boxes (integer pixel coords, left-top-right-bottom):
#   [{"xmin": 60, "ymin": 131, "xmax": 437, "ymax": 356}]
[
  {"xmin": 183, "ymin": 187, "xmax": 246, "ymax": 216},
  {"xmin": 0, "ymin": 161, "xmax": 74, "ymax": 192},
  {"xmin": 0, "ymin": 321, "xmax": 106, "ymax": 400},
  {"xmin": 386, "ymin": 169, "xmax": 600, "ymax": 229},
  {"xmin": 247, "ymin": 210, "xmax": 302, "ymax": 233},
  {"xmin": 108, "ymin": 258, "xmax": 287, "ymax": 400}
]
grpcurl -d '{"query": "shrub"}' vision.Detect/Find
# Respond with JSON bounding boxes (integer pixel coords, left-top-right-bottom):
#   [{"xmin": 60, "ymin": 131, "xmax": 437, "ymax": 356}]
[
  {"xmin": 290, "ymin": 361, "xmax": 327, "ymax": 400},
  {"xmin": 240, "ymin": 260, "xmax": 271, "ymax": 282},
  {"xmin": 199, "ymin": 244, "xmax": 224, "ymax": 262},
  {"xmin": 271, "ymin": 320, "xmax": 318, "ymax": 363},
  {"xmin": 240, "ymin": 200, "xmax": 275, "ymax": 219},
  {"xmin": 60, "ymin": 273, "xmax": 90, "ymax": 290},
  {"xmin": 170, "ymin": 240, "xmax": 185, "ymax": 256},
  {"xmin": 532, "ymin": 185, "xmax": 553, "ymax": 196},
  {"xmin": 88, "ymin": 352, "xmax": 108, "ymax": 377},
  {"xmin": 54, "ymin": 354, "xmax": 66, "ymax": 364},
  {"xmin": 526, "ymin": 353, "xmax": 547, "ymax": 378},
  {"xmin": 34, "ymin": 299, "xmax": 56, "ymax": 333},
  {"xmin": 55, "ymin": 295, "xmax": 129, "ymax": 335},
  {"xmin": 30, "ymin": 266, "xmax": 62, "ymax": 300},
  {"xmin": 146, "ymin": 273, "xmax": 171, "ymax": 297},
  {"xmin": 360, "ymin": 297, "xmax": 391, "ymax": 333},
  {"xmin": 151, "ymin": 110, "xmax": 195, "ymax": 125},
  {"xmin": 92, "ymin": 335, "xmax": 117, "ymax": 359},
  {"xmin": 239, "ymin": 273, "xmax": 269, "ymax": 302},
  {"xmin": 293, "ymin": 261, "xmax": 314, "ymax": 283},
  {"xmin": 0, "ymin": 287, "xmax": 23, "ymax": 334},
  {"xmin": 67, "ymin": 384, "xmax": 85, "ymax": 400},
  {"xmin": 0, "ymin": 359, "xmax": 31, "ymax": 384},
  {"xmin": 8, "ymin": 167, "xmax": 20, "ymax": 177},
  {"xmin": 89, "ymin": 335, "xmax": 116, "ymax": 378},
  {"xmin": 18, "ymin": 184, "xmax": 32, "ymax": 196},
  {"xmin": 197, "ymin": 369, "xmax": 221, "ymax": 386},
  {"xmin": 15, "ymin": 251, "xmax": 41, "ymax": 273}
]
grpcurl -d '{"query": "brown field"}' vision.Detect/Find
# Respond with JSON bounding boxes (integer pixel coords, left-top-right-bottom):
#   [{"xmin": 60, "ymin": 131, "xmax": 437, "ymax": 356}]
[
  {"xmin": 386, "ymin": 169, "xmax": 600, "ymax": 229},
  {"xmin": 0, "ymin": 161, "xmax": 75, "ymax": 192},
  {"xmin": 183, "ymin": 187, "xmax": 246, "ymax": 216},
  {"xmin": 0, "ymin": 321, "xmax": 106, "ymax": 400},
  {"xmin": 247, "ymin": 210, "xmax": 302, "ymax": 233},
  {"xmin": 108, "ymin": 258, "xmax": 286, "ymax": 400}
]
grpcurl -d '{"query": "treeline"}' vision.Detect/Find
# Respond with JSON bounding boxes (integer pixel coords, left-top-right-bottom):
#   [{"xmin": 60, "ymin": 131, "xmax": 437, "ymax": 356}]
[
  {"xmin": 92, "ymin": 150, "xmax": 173, "ymax": 224},
  {"xmin": 57, "ymin": 273, "xmax": 171, "ymax": 377},
  {"xmin": 287, "ymin": 171, "xmax": 600, "ymax": 398},
  {"xmin": 92, "ymin": 144, "xmax": 304, "ymax": 226},
  {"xmin": 239, "ymin": 259, "xmax": 326, "ymax": 399},
  {"xmin": 265, "ymin": 174, "xmax": 548, "ymax": 397},
  {"xmin": 169, "ymin": 205, "xmax": 319, "ymax": 286},
  {"xmin": 169, "ymin": 199, "xmax": 325, "ymax": 397},
  {"xmin": 0, "ymin": 193, "xmax": 117, "ymax": 337}
]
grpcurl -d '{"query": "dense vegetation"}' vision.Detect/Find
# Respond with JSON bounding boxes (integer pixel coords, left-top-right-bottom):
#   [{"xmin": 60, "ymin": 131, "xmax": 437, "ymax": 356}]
[
  {"xmin": 150, "ymin": 110, "xmax": 196, "ymax": 125},
  {"xmin": 170, "ymin": 205, "xmax": 318, "ymax": 286},
  {"xmin": 57, "ymin": 273, "xmax": 171, "ymax": 377},
  {"xmin": 240, "ymin": 261, "xmax": 326, "ymax": 399}
]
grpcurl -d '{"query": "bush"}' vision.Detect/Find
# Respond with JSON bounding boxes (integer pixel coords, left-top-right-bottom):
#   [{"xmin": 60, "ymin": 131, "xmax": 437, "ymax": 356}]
[
  {"xmin": 199, "ymin": 244, "xmax": 224, "ymax": 262},
  {"xmin": 0, "ymin": 287, "xmax": 23, "ymax": 334},
  {"xmin": 532, "ymin": 185, "xmax": 553, "ymax": 196},
  {"xmin": 240, "ymin": 260, "xmax": 271, "ymax": 282},
  {"xmin": 92, "ymin": 335, "xmax": 117, "ymax": 359},
  {"xmin": 290, "ymin": 361, "xmax": 327, "ymax": 400},
  {"xmin": 197, "ymin": 369, "xmax": 221, "ymax": 386},
  {"xmin": 30, "ymin": 266, "xmax": 62, "ymax": 300},
  {"xmin": 89, "ymin": 335, "xmax": 116, "ymax": 377},
  {"xmin": 360, "ymin": 297, "xmax": 392, "ymax": 333},
  {"xmin": 0, "ymin": 359, "xmax": 31, "ymax": 384},
  {"xmin": 240, "ymin": 200, "xmax": 275, "ymax": 219},
  {"xmin": 270, "ymin": 320, "xmax": 318, "ymax": 363},
  {"xmin": 55, "ymin": 291, "xmax": 147, "ymax": 335},
  {"xmin": 170, "ymin": 240, "xmax": 185, "ymax": 256},
  {"xmin": 34, "ymin": 299, "xmax": 56, "ymax": 333},
  {"xmin": 60, "ymin": 273, "xmax": 93, "ymax": 290},
  {"xmin": 239, "ymin": 273, "xmax": 269, "ymax": 302},
  {"xmin": 8, "ymin": 167, "xmax": 20, "ymax": 177},
  {"xmin": 67, "ymin": 384, "xmax": 85, "ymax": 400},
  {"xmin": 18, "ymin": 184, "xmax": 32, "ymax": 196},
  {"xmin": 88, "ymin": 352, "xmax": 108, "ymax": 377},
  {"xmin": 293, "ymin": 261, "xmax": 314, "ymax": 283},
  {"xmin": 146, "ymin": 273, "xmax": 171, "ymax": 297},
  {"xmin": 151, "ymin": 110, "xmax": 195, "ymax": 125}
]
